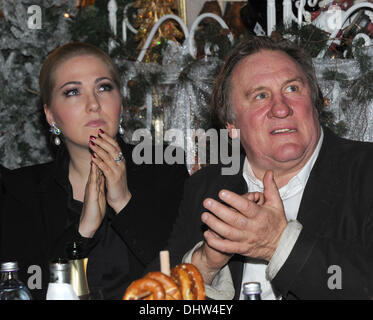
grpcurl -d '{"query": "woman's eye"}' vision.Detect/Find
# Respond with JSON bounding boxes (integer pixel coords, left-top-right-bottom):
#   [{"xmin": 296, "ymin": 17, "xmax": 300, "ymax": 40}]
[
  {"xmin": 63, "ymin": 88, "xmax": 79, "ymax": 97},
  {"xmin": 98, "ymin": 83, "xmax": 114, "ymax": 92}
]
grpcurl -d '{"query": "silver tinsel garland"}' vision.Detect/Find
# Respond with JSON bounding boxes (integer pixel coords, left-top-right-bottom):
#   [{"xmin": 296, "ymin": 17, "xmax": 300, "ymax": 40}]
[
  {"xmin": 0, "ymin": 1, "xmax": 372, "ymax": 170},
  {"xmin": 314, "ymin": 47, "xmax": 373, "ymax": 142}
]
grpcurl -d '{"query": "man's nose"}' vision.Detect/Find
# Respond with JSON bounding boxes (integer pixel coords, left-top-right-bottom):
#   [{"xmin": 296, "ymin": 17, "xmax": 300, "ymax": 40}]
[
  {"xmin": 86, "ymin": 92, "xmax": 101, "ymax": 113},
  {"xmin": 267, "ymin": 94, "xmax": 293, "ymax": 119}
]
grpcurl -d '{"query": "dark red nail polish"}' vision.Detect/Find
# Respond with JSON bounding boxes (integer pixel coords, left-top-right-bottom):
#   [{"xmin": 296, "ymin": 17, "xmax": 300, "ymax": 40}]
[
  {"xmin": 90, "ymin": 135, "xmax": 96, "ymax": 141},
  {"xmin": 91, "ymin": 153, "xmax": 96, "ymax": 158},
  {"xmin": 99, "ymin": 129, "xmax": 104, "ymax": 135},
  {"xmin": 90, "ymin": 141, "xmax": 95, "ymax": 146}
]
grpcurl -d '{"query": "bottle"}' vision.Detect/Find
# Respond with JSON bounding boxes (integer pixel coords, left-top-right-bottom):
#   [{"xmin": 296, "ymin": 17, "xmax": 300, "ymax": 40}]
[
  {"xmin": 243, "ymin": 282, "xmax": 262, "ymax": 300},
  {"xmin": 66, "ymin": 241, "xmax": 90, "ymax": 300},
  {"xmin": 0, "ymin": 261, "xmax": 32, "ymax": 300},
  {"xmin": 46, "ymin": 259, "xmax": 79, "ymax": 300}
]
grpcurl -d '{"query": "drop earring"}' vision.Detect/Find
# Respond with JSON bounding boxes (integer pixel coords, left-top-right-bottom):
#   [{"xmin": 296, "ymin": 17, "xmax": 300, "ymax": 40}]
[
  {"xmin": 118, "ymin": 114, "xmax": 125, "ymax": 135},
  {"xmin": 49, "ymin": 122, "xmax": 61, "ymax": 146}
]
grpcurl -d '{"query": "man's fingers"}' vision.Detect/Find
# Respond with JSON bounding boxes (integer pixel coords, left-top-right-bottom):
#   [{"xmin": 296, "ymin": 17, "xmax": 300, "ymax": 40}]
[
  {"xmin": 255, "ymin": 193, "xmax": 265, "ymax": 205},
  {"xmin": 204, "ymin": 229, "xmax": 243, "ymax": 255},
  {"xmin": 216, "ymin": 190, "xmax": 257, "ymax": 218},
  {"xmin": 247, "ymin": 193, "xmax": 255, "ymax": 202},
  {"xmin": 245, "ymin": 192, "xmax": 265, "ymax": 205},
  {"xmin": 208, "ymin": 229, "xmax": 224, "ymax": 240},
  {"xmin": 263, "ymin": 170, "xmax": 283, "ymax": 210},
  {"xmin": 201, "ymin": 210, "xmax": 246, "ymax": 241},
  {"xmin": 203, "ymin": 198, "xmax": 249, "ymax": 229}
]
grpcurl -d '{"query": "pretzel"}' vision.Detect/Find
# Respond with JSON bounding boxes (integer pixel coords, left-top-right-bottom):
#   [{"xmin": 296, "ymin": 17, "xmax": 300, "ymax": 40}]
[
  {"xmin": 145, "ymin": 272, "xmax": 182, "ymax": 300},
  {"xmin": 171, "ymin": 263, "xmax": 205, "ymax": 300},
  {"xmin": 122, "ymin": 263, "xmax": 206, "ymax": 300},
  {"xmin": 122, "ymin": 278, "xmax": 165, "ymax": 300}
]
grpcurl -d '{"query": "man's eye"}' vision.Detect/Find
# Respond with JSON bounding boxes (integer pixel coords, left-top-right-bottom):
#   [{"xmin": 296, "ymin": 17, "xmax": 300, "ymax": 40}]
[
  {"xmin": 285, "ymin": 85, "xmax": 298, "ymax": 93},
  {"xmin": 98, "ymin": 83, "xmax": 113, "ymax": 92},
  {"xmin": 255, "ymin": 92, "xmax": 267, "ymax": 100},
  {"xmin": 63, "ymin": 88, "xmax": 79, "ymax": 97}
]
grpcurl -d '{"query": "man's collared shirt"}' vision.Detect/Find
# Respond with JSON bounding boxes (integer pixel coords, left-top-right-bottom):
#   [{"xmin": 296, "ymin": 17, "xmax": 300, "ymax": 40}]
[{"xmin": 239, "ymin": 128, "xmax": 324, "ymax": 299}]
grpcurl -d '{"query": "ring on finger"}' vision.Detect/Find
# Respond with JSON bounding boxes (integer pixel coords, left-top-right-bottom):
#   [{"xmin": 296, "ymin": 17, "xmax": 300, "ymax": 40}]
[{"xmin": 114, "ymin": 151, "xmax": 124, "ymax": 163}]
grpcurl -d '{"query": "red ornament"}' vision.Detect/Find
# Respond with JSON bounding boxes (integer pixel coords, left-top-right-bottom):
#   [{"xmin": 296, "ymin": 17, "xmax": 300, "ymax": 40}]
[
  {"xmin": 367, "ymin": 22, "xmax": 373, "ymax": 37},
  {"xmin": 311, "ymin": 10, "xmax": 322, "ymax": 21},
  {"xmin": 332, "ymin": 0, "xmax": 354, "ymax": 11}
]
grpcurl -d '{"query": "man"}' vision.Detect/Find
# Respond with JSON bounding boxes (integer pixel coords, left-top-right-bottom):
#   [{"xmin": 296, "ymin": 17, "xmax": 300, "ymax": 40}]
[{"xmin": 165, "ymin": 36, "xmax": 373, "ymax": 299}]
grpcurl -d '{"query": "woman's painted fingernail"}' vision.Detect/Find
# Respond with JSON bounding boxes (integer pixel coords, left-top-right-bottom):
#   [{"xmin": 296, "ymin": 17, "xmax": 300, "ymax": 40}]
[
  {"xmin": 90, "ymin": 140, "xmax": 95, "ymax": 146},
  {"xmin": 99, "ymin": 129, "xmax": 104, "ymax": 135},
  {"xmin": 90, "ymin": 135, "xmax": 96, "ymax": 141},
  {"xmin": 91, "ymin": 153, "xmax": 96, "ymax": 159}
]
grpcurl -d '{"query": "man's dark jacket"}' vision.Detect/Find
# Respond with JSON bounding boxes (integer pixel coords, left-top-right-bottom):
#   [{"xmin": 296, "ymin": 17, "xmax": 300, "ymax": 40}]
[{"xmin": 164, "ymin": 128, "xmax": 373, "ymax": 299}]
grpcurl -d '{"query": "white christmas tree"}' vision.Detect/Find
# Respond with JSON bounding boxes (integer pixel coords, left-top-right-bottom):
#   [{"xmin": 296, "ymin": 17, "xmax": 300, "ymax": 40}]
[{"xmin": 0, "ymin": 0, "xmax": 76, "ymax": 169}]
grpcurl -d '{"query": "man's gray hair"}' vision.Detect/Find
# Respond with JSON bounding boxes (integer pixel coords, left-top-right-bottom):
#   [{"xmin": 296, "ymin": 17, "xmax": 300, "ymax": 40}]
[{"xmin": 211, "ymin": 36, "xmax": 324, "ymax": 127}]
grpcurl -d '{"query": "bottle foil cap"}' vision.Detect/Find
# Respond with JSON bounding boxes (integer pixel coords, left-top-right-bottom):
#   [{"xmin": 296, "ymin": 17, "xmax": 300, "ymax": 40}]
[
  {"xmin": 243, "ymin": 282, "xmax": 262, "ymax": 295},
  {"xmin": 0, "ymin": 261, "xmax": 19, "ymax": 272},
  {"xmin": 49, "ymin": 259, "xmax": 71, "ymax": 284}
]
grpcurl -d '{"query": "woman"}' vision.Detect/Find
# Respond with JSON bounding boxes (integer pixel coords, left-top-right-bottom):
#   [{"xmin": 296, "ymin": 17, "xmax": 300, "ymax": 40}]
[{"xmin": 0, "ymin": 43, "xmax": 189, "ymax": 300}]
